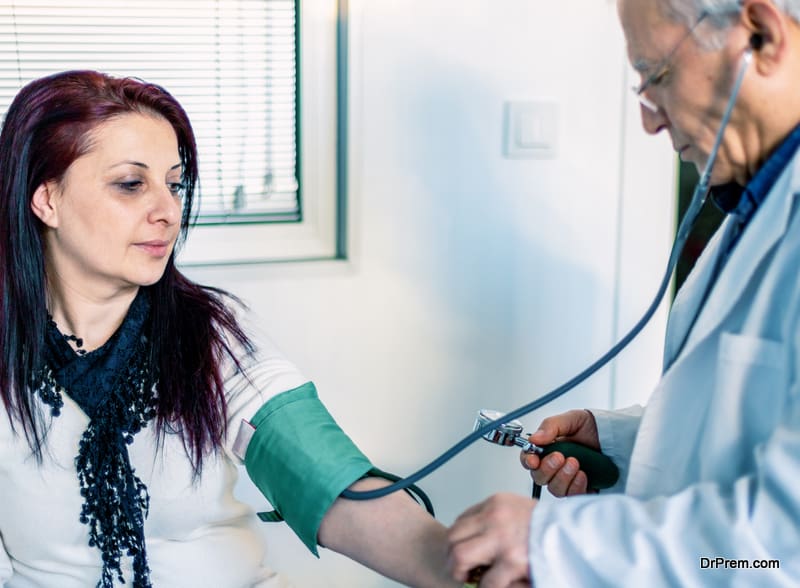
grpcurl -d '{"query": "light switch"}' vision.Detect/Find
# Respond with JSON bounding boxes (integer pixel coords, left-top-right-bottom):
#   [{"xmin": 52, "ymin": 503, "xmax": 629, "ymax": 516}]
[{"xmin": 504, "ymin": 100, "xmax": 558, "ymax": 159}]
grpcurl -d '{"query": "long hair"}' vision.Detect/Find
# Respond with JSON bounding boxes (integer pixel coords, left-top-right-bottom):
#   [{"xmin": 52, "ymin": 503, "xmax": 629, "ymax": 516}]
[{"xmin": 0, "ymin": 70, "xmax": 252, "ymax": 471}]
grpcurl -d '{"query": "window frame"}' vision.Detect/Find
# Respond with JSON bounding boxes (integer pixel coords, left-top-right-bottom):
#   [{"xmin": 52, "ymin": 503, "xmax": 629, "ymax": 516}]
[{"xmin": 178, "ymin": 0, "xmax": 347, "ymax": 266}]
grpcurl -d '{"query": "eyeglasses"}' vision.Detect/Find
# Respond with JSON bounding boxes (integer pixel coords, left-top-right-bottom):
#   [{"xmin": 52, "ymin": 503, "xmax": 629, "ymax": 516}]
[{"xmin": 632, "ymin": 12, "xmax": 708, "ymax": 112}]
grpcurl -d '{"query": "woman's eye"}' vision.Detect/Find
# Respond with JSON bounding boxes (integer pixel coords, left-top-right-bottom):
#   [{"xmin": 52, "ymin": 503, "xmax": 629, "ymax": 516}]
[
  {"xmin": 168, "ymin": 182, "xmax": 186, "ymax": 197},
  {"xmin": 115, "ymin": 180, "xmax": 144, "ymax": 193}
]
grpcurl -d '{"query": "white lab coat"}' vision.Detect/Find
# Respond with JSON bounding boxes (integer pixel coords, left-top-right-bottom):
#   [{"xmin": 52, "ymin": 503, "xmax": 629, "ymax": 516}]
[{"xmin": 528, "ymin": 147, "xmax": 800, "ymax": 586}]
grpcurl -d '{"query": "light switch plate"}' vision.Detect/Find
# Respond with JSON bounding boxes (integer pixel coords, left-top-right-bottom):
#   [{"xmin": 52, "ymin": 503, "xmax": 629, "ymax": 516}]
[{"xmin": 504, "ymin": 100, "xmax": 558, "ymax": 159}]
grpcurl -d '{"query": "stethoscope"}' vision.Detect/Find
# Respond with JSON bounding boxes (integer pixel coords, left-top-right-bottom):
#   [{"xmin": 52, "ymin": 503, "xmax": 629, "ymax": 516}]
[{"xmin": 341, "ymin": 48, "xmax": 754, "ymax": 504}]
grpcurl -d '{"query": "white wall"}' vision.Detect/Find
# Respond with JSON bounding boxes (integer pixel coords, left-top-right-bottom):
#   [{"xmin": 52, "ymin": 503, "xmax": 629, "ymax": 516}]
[{"xmin": 185, "ymin": 0, "xmax": 677, "ymax": 586}]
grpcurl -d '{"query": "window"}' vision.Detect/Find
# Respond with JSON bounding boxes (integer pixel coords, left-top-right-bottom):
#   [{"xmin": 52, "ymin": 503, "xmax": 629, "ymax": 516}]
[{"xmin": 0, "ymin": 0, "xmax": 343, "ymax": 264}]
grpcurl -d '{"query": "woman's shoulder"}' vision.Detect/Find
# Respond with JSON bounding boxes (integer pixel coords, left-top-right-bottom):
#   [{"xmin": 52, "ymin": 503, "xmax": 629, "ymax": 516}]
[{"xmin": 219, "ymin": 302, "xmax": 309, "ymax": 409}]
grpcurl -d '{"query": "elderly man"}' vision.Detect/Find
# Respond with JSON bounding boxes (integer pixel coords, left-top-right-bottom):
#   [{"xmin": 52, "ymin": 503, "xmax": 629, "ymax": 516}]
[{"xmin": 447, "ymin": 0, "xmax": 800, "ymax": 586}]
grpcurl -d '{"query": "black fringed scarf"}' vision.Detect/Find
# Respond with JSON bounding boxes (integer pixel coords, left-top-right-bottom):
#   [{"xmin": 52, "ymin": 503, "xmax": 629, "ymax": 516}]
[{"xmin": 36, "ymin": 291, "xmax": 157, "ymax": 588}]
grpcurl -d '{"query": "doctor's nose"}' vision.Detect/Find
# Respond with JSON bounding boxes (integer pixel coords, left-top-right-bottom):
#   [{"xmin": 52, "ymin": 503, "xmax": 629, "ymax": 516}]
[{"xmin": 640, "ymin": 102, "xmax": 669, "ymax": 136}]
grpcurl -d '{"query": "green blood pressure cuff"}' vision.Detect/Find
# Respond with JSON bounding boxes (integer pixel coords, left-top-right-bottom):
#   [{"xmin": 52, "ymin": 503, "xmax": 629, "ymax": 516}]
[{"xmin": 244, "ymin": 382, "xmax": 373, "ymax": 555}]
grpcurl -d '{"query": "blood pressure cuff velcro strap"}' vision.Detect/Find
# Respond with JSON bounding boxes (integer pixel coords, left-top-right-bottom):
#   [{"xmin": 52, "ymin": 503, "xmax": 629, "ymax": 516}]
[{"xmin": 244, "ymin": 382, "xmax": 373, "ymax": 555}]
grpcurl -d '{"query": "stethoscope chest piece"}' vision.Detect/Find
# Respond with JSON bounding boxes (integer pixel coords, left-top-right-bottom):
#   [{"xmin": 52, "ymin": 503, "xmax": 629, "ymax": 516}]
[{"xmin": 474, "ymin": 409, "xmax": 525, "ymax": 447}]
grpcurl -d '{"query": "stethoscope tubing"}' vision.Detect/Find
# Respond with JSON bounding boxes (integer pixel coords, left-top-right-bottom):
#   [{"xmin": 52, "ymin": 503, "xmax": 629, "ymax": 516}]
[{"xmin": 341, "ymin": 50, "xmax": 753, "ymax": 502}]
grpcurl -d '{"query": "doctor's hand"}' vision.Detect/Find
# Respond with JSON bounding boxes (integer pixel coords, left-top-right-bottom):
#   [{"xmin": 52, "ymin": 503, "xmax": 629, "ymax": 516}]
[
  {"xmin": 520, "ymin": 409, "xmax": 599, "ymax": 497},
  {"xmin": 447, "ymin": 493, "xmax": 534, "ymax": 588}
]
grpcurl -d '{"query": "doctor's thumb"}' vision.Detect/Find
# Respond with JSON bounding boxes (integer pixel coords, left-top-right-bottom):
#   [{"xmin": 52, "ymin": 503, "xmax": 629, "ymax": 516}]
[
  {"xmin": 529, "ymin": 410, "xmax": 593, "ymax": 446},
  {"xmin": 528, "ymin": 418, "xmax": 562, "ymax": 445}
]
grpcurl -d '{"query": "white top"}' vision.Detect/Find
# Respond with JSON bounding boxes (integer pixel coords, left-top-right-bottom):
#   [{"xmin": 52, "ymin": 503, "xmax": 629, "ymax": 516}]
[{"xmin": 0, "ymin": 320, "xmax": 308, "ymax": 587}]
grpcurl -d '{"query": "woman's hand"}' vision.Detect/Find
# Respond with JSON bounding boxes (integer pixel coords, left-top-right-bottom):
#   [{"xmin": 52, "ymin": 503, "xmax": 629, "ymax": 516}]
[{"xmin": 519, "ymin": 409, "xmax": 600, "ymax": 497}]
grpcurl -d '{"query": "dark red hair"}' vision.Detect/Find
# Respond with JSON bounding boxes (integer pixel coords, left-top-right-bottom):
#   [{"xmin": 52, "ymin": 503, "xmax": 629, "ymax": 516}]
[{"xmin": 0, "ymin": 70, "xmax": 252, "ymax": 470}]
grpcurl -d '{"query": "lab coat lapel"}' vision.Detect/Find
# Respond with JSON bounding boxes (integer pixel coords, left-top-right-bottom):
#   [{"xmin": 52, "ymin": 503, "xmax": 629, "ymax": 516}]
[
  {"xmin": 673, "ymin": 160, "xmax": 800, "ymax": 366},
  {"xmin": 661, "ymin": 219, "xmax": 738, "ymax": 371}
]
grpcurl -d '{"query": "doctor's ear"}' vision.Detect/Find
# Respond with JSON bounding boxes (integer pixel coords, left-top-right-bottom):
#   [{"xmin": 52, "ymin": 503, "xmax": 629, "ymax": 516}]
[
  {"xmin": 739, "ymin": 0, "xmax": 789, "ymax": 74},
  {"xmin": 30, "ymin": 182, "xmax": 61, "ymax": 228}
]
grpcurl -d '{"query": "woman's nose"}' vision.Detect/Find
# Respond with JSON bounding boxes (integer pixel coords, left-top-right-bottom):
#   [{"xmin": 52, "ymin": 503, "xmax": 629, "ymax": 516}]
[{"xmin": 149, "ymin": 185, "xmax": 181, "ymax": 225}]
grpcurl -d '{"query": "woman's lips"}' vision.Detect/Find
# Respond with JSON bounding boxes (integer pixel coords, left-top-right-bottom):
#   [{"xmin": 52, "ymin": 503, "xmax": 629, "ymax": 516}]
[{"xmin": 134, "ymin": 240, "xmax": 171, "ymax": 257}]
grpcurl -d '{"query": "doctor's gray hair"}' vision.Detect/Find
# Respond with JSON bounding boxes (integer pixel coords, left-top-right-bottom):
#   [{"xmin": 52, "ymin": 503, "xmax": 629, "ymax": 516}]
[{"xmin": 663, "ymin": 0, "xmax": 800, "ymax": 47}]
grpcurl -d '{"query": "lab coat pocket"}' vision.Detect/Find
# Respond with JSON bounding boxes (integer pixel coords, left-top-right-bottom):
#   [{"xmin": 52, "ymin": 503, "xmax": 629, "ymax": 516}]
[{"xmin": 705, "ymin": 332, "xmax": 788, "ymax": 482}]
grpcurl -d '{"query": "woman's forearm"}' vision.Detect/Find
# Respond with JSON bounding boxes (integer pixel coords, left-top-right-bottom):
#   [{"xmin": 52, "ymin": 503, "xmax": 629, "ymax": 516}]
[{"xmin": 318, "ymin": 477, "xmax": 460, "ymax": 588}]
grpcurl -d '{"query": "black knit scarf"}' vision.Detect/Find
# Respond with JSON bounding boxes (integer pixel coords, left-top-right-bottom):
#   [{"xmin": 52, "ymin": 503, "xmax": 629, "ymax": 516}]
[{"xmin": 35, "ymin": 290, "xmax": 157, "ymax": 588}]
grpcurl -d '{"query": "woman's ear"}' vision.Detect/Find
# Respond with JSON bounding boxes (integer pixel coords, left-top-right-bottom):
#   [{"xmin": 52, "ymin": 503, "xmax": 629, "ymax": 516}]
[{"xmin": 30, "ymin": 182, "xmax": 60, "ymax": 228}]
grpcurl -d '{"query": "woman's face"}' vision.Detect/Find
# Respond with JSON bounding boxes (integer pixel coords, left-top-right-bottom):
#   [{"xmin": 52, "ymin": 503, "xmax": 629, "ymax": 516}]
[{"xmin": 33, "ymin": 112, "xmax": 184, "ymax": 298}]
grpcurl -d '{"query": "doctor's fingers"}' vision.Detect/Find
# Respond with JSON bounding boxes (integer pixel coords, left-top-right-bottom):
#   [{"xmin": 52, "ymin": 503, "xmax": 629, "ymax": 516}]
[
  {"xmin": 446, "ymin": 533, "xmax": 492, "ymax": 583},
  {"xmin": 449, "ymin": 499, "xmax": 491, "ymax": 537},
  {"xmin": 449, "ymin": 493, "xmax": 535, "ymax": 538},
  {"xmin": 447, "ymin": 527, "xmax": 531, "ymax": 587},
  {"xmin": 565, "ymin": 470, "xmax": 589, "ymax": 496},
  {"xmin": 537, "ymin": 456, "xmax": 587, "ymax": 497},
  {"xmin": 448, "ymin": 499, "xmax": 496, "ymax": 550},
  {"xmin": 519, "ymin": 451, "xmax": 540, "ymax": 471},
  {"xmin": 525, "ymin": 451, "xmax": 566, "ymax": 486},
  {"xmin": 448, "ymin": 495, "xmax": 535, "ymax": 575},
  {"xmin": 471, "ymin": 553, "xmax": 531, "ymax": 588}
]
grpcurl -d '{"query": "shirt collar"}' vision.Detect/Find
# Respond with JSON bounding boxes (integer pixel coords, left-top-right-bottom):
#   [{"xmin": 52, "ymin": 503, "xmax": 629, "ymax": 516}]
[{"xmin": 710, "ymin": 122, "xmax": 800, "ymax": 223}]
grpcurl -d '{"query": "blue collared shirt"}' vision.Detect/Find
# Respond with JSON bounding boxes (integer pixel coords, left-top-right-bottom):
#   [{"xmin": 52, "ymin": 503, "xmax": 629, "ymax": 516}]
[{"xmin": 711, "ymin": 122, "xmax": 800, "ymax": 228}]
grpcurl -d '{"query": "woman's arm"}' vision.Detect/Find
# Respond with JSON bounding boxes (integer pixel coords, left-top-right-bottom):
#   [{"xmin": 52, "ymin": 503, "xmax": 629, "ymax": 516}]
[
  {"xmin": 241, "ymin": 382, "xmax": 460, "ymax": 586},
  {"xmin": 319, "ymin": 476, "xmax": 461, "ymax": 588}
]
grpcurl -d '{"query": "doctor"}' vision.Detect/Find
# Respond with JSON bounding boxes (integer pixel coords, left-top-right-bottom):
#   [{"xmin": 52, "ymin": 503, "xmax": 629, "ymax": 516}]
[{"xmin": 447, "ymin": 0, "xmax": 800, "ymax": 586}]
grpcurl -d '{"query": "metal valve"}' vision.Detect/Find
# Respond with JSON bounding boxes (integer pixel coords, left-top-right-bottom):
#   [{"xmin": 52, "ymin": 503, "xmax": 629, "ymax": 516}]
[{"xmin": 473, "ymin": 408, "xmax": 541, "ymax": 453}]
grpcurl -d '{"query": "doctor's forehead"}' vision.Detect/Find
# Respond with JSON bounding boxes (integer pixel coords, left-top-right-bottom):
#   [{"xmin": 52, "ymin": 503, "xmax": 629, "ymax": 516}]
[{"xmin": 618, "ymin": 0, "xmax": 679, "ymax": 66}]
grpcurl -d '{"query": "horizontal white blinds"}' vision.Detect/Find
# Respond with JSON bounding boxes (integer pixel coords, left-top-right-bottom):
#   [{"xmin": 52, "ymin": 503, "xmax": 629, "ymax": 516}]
[{"xmin": 0, "ymin": 0, "xmax": 299, "ymax": 224}]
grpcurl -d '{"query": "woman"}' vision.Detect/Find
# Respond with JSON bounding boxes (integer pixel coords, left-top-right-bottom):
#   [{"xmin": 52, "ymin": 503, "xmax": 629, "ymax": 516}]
[{"xmin": 0, "ymin": 70, "xmax": 456, "ymax": 588}]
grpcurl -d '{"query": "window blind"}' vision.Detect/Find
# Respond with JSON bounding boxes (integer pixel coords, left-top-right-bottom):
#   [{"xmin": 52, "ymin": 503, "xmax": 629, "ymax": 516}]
[{"xmin": 0, "ymin": 0, "xmax": 299, "ymax": 224}]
